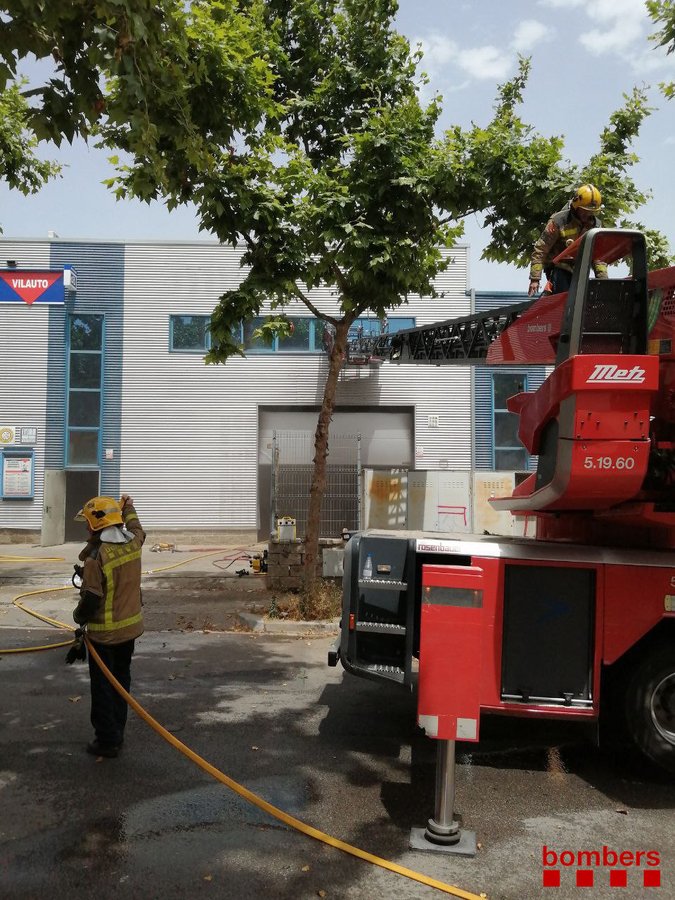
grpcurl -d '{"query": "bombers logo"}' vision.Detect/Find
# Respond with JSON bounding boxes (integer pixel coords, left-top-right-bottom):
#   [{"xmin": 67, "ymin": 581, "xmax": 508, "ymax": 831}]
[
  {"xmin": 586, "ymin": 363, "xmax": 646, "ymax": 384},
  {"xmin": 542, "ymin": 844, "xmax": 662, "ymax": 889}
]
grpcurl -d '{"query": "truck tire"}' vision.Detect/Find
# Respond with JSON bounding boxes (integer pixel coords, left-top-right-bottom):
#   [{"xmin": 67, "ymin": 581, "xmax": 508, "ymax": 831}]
[{"xmin": 625, "ymin": 643, "xmax": 675, "ymax": 773}]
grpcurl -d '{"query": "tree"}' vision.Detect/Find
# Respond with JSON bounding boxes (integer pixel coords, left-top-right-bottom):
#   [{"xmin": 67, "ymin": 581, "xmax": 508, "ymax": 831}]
[
  {"xmin": 78, "ymin": 0, "xmax": 670, "ymax": 605},
  {"xmin": 203, "ymin": 0, "xmax": 465, "ymax": 598},
  {"xmin": 0, "ymin": 1, "xmax": 277, "ymax": 195},
  {"xmin": 0, "ymin": 81, "xmax": 61, "ymax": 203},
  {"xmin": 647, "ymin": 0, "xmax": 675, "ymax": 99}
]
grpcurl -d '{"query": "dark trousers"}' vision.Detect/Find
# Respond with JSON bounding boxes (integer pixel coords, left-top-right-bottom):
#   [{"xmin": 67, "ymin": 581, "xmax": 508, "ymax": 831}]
[
  {"xmin": 550, "ymin": 267, "xmax": 572, "ymax": 294},
  {"xmin": 88, "ymin": 639, "xmax": 135, "ymax": 747}
]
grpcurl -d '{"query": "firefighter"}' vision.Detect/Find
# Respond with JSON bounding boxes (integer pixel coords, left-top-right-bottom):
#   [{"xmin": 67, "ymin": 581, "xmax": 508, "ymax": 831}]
[
  {"xmin": 72, "ymin": 494, "xmax": 146, "ymax": 758},
  {"xmin": 528, "ymin": 184, "xmax": 608, "ymax": 296}
]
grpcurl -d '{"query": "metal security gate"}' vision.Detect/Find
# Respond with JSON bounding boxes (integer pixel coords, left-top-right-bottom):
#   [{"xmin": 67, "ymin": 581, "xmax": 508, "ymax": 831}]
[{"xmin": 271, "ymin": 431, "xmax": 361, "ymax": 539}]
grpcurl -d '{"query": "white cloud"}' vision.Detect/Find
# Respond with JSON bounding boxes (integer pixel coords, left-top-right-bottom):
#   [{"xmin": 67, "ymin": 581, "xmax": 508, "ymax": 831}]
[
  {"xmin": 415, "ymin": 32, "xmax": 513, "ymax": 85},
  {"xmin": 414, "ymin": 34, "xmax": 458, "ymax": 71},
  {"xmin": 415, "ymin": 19, "xmax": 554, "ymax": 89},
  {"xmin": 541, "ymin": 0, "xmax": 659, "ymax": 65},
  {"xmin": 511, "ymin": 20, "xmax": 552, "ymax": 53},
  {"xmin": 630, "ymin": 45, "xmax": 675, "ymax": 76},
  {"xmin": 569, "ymin": 0, "xmax": 649, "ymax": 55},
  {"xmin": 457, "ymin": 45, "xmax": 513, "ymax": 80}
]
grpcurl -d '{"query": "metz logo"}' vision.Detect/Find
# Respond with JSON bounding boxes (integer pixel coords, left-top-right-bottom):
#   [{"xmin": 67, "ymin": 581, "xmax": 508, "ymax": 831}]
[{"xmin": 587, "ymin": 363, "xmax": 646, "ymax": 384}]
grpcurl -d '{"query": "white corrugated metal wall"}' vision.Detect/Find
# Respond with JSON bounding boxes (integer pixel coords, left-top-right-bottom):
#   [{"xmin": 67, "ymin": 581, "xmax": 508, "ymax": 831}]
[
  {"xmin": 0, "ymin": 243, "xmax": 52, "ymax": 530},
  {"xmin": 0, "ymin": 238, "xmax": 471, "ymax": 532},
  {"xmin": 119, "ymin": 241, "xmax": 471, "ymax": 528}
]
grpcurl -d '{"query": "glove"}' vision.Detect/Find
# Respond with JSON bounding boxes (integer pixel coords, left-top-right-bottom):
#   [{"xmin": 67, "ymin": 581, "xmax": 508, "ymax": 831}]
[
  {"xmin": 65, "ymin": 628, "xmax": 87, "ymax": 664},
  {"xmin": 72, "ymin": 564, "xmax": 84, "ymax": 589},
  {"xmin": 528, "ymin": 279, "xmax": 540, "ymax": 297}
]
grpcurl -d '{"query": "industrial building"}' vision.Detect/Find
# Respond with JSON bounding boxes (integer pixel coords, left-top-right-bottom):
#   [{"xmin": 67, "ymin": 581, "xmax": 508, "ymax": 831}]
[{"xmin": 0, "ymin": 237, "xmax": 542, "ymax": 543}]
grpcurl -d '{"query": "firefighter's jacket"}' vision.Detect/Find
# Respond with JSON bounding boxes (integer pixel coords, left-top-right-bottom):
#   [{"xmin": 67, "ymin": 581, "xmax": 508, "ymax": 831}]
[
  {"xmin": 75, "ymin": 505, "xmax": 146, "ymax": 645},
  {"xmin": 529, "ymin": 205, "xmax": 608, "ymax": 282}
]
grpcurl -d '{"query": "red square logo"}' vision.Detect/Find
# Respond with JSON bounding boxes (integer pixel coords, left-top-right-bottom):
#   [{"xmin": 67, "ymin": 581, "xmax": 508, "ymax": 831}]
[
  {"xmin": 543, "ymin": 869, "xmax": 561, "ymax": 888},
  {"xmin": 610, "ymin": 869, "xmax": 628, "ymax": 887},
  {"xmin": 644, "ymin": 870, "xmax": 661, "ymax": 888},
  {"xmin": 576, "ymin": 870, "xmax": 594, "ymax": 888}
]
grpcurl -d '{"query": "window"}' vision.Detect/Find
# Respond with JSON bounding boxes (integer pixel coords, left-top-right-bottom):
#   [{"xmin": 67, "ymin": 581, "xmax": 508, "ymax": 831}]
[
  {"xmin": 492, "ymin": 372, "xmax": 529, "ymax": 471},
  {"xmin": 170, "ymin": 315, "xmax": 211, "ymax": 352},
  {"xmin": 241, "ymin": 316, "xmax": 271, "ymax": 353},
  {"xmin": 186, "ymin": 315, "xmax": 417, "ymax": 355},
  {"xmin": 236, "ymin": 316, "xmax": 325, "ymax": 353},
  {"xmin": 348, "ymin": 316, "xmax": 415, "ymax": 340},
  {"xmin": 67, "ymin": 314, "xmax": 103, "ymax": 466}
]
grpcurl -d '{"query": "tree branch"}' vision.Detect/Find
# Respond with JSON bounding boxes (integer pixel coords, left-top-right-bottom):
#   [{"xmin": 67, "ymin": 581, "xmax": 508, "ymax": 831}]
[
  {"xmin": 331, "ymin": 261, "xmax": 350, "ymax": 297},
  {"xmin": 292, "ymin": 283, "xmax": 339, "ymax": 325}
]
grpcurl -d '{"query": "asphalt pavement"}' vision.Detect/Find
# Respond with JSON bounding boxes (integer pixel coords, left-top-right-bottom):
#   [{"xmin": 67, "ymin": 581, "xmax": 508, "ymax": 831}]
[{"xmin": 1, "ymin": 543, "xmax": 674, "ymax": 899}]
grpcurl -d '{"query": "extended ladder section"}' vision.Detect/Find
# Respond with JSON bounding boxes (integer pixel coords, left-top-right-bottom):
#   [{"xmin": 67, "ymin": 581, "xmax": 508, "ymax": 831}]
[
  {"xmin": 346, "ymin": 228, "xmax": 655, "ymax": 370},
  {"xmin": 346, "ymin": 302, "xmax": 533, "ymax": 365}
]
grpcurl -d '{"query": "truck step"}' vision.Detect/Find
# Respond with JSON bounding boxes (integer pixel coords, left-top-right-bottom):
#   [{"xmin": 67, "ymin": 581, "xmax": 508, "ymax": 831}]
[
  {"xmin": 358, "ymin": 579, "xmax": 407, "ymax": 591},
  {"xmin": 356, "ymin": 622, "xmax": 406, "ymax": 634},
  {"xmin": 364, "ymin": 663, "xmax": 405, "ymax": 683}
]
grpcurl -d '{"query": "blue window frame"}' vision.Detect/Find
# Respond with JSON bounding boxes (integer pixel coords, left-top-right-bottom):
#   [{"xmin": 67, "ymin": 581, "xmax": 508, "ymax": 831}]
[
  {"xmin": 491, "ymin": 371, "xmax": 529, "ymax": 471},
  {"xmin": 170, "ymin": 315, "xmax": 212, "ymax": 352},
  {"xmin": 348, "ymin": 316, "xmax": 415, "ymax": 340},
  {"xmin": 234, "ymin": 316, "xmax": 323, "ymax": 354},
  {"xmin": 66, "ymin": 314, "xmax": 103, "ymax": 467},
  {"xmin": 232, "ymin": 315, "xmax": 417, "ymax": 353}
]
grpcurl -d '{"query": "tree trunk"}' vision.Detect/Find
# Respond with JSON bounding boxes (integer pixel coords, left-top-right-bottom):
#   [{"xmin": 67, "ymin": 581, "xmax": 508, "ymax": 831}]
[{"xmin": 302, "ymin": 318, "xmax": 351, "ymax": 596}]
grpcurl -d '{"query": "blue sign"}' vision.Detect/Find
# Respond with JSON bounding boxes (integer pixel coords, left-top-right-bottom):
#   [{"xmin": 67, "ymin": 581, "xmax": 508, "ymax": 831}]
[{"xmin": 0, "ymin": 270, "xmax": 66, "ymax": 305}]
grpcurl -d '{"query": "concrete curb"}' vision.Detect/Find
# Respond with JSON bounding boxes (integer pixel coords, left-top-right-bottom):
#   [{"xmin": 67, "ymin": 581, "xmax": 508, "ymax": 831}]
[{"xmin": 237, "ymin": 612, "xmax": 339, "ymax": 635}]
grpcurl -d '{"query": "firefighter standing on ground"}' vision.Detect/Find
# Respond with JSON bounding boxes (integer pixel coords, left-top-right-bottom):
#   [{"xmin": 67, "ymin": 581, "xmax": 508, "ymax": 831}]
[
  {"xmin": 72, "ymin": 494, "xmax": 145, "ymax": 758},
  {"xmin": 528, "ymin": 184, "xmax": 608, "ymax": 297}
]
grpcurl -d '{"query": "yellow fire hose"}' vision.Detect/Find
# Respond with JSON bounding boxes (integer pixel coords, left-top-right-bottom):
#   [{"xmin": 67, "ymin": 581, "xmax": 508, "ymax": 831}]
[
  {"xmin": 2, "ymin": 553, "xmax": 487, "ymax": 900},
  {"xmin": 0, "ymin": 554, "xmax": 65, "ymax": 562}
]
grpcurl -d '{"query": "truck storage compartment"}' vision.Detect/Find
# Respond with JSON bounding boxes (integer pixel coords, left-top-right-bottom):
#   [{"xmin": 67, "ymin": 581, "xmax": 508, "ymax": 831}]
[
  {"xmin": 339, "ymin": 534, "xmax": 416, "ymax": 685},
  {"xmin": 501, "ymin": 563, "xmax": 595, "ymax": 707}
]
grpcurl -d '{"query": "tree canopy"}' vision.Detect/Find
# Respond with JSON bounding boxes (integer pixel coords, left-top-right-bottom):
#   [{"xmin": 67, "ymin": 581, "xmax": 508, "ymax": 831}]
[
  {"xmin": 648, "ymin": 0, "xmax": 675, "ymax": 99},
  {"xmin": 0, "ymin": 81, "xmax": 60, "ymax": 196},
  {"xmin": 0, "ymin": 0, "xmax": 277, "ymax": 208},
  {"xmin": 1, "ymin": 1, "xmax": 275, "ymax": 141}
]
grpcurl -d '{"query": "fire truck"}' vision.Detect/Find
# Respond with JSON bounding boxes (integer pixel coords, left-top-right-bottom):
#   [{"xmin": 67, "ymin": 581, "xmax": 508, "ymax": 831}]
[{"xmin": 329, "ymin": 228, "xmax": 675, "ymax": 851}]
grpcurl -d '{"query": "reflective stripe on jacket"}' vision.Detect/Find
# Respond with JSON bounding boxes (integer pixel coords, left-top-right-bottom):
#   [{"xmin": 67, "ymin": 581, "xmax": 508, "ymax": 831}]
[
  {"xmin": 79, "ymin": 505, "xmax": 146, "ymax": 645},
  {"xmin": 529, "ymin": 205, "xmax": 608, "ymax": 282}
]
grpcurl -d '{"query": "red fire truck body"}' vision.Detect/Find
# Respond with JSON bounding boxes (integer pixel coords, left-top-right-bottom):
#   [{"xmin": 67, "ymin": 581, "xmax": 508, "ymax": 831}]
[{"xmin": 331, "ymin": 228, "xmax": 675, "ymax": 775}]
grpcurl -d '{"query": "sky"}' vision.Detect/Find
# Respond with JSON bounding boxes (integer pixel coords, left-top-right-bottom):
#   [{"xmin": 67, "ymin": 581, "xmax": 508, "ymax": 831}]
[{"xmin": 1, "ymin": 0, "xmax": 674, "ymax": 292}]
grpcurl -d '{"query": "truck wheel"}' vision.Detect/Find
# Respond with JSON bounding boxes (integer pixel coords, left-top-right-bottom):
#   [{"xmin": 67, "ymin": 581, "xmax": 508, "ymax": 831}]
[{"xmin": 625, "ymin": 643, "xmax": 675, "ymax": 773}]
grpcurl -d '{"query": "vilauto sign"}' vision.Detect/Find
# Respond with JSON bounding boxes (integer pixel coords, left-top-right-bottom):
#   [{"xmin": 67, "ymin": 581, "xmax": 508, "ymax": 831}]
[{"xmin": 0, "ymin": 269, "xmax": 71, "ymax": 305}]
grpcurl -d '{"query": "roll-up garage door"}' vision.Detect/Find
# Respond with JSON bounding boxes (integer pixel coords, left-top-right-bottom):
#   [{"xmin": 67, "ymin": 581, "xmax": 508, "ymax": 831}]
[{"xmin": 258, "ymin": 407, "xmax": 413, "ymax": 539}]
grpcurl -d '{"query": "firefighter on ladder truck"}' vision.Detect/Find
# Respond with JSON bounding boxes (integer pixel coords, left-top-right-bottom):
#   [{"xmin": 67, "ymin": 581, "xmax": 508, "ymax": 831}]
[
  {"xmin": 331, "ymin": 226, "xmax": 675, "ymax": 854},
  {"xmin": 528, "ymin": 183, "xmax": 608, "ymax": 297}
]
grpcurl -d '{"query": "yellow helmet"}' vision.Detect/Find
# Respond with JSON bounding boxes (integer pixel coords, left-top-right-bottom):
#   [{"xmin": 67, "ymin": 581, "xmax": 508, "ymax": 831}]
[
  {"xmin": 571, "ymin": 184, "xmax": 602, "ymax": 212},
  {"xmin": 75, "ymin": 496, "xmax": 123, "ymax": 531}
]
